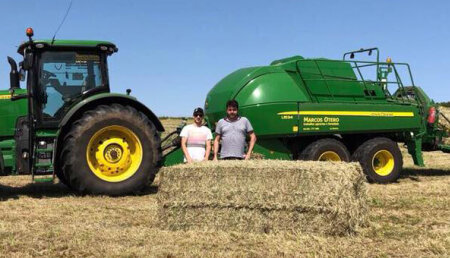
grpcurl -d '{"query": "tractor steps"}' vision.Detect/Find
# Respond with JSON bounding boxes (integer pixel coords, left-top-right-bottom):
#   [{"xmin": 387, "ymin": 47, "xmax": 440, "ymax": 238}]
[
  {"xmin": 35, "ymin": 162, "xmax": 52, "ymax": 168},
  {"xmin": 32, "ymin": 137, "xmax": 56, "ymax": 183},
  {"xmin": 33, "ymin": 177, "xmax": 54, "ymax": 183},
  {"xmin": 36, "ymin": 148, "xmax": 53, "ymax": 153}
]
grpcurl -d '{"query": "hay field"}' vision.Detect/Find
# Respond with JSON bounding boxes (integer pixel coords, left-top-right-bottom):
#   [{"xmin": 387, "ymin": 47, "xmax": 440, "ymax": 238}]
[
  {"xmin": 441, "ymin": 107, "xmax": 450, "ymax": 144},
  {"xmin": 0, "ymin": 118, "xmax": 449, "ymax": 257},
  {"xmin": 441, "ymin": 106, "xmax": 450, "ymax": 123}
]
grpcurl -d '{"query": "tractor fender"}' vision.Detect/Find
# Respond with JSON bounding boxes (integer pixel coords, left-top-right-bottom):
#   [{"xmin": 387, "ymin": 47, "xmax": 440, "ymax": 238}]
[{"xmin": 59, "ymin": 93, "xmax": 164, "ymax": 132}]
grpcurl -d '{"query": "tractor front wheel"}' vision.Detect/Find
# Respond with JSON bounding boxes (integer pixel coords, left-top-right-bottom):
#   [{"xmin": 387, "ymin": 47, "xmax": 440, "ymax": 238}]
[{"xmin": 60, "ymin": 104, "xmax": 161, "ymax": 195}]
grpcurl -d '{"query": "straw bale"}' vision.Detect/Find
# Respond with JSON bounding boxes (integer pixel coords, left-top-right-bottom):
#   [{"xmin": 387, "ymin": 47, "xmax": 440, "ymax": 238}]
[{"xmin": 157, "ymin": 160, "xmax": 368, "ymax": 235}]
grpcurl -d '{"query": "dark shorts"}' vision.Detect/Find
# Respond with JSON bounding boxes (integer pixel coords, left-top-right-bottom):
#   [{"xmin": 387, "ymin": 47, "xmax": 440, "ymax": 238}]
[{"xmin": 221, "ymin": 157, "xmax": 244, "ymax": 160}]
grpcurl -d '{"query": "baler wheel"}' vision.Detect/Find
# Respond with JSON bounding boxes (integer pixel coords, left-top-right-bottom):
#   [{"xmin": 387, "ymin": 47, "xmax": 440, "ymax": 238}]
[
  {"xmin": 351, "ymin": 137, "xmax": 403, "ymax": 183},
  {"xmin": 299, "ymin": 138, "xmax": 350, "ymax": 162},
  {"xmin": 60, "ymin": 104, "xmax": 161, "ymax": 195}
]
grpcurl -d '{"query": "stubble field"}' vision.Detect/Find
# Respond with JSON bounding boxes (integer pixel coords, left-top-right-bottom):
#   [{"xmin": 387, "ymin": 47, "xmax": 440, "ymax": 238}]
[{"xmin": 0, "ymin": 118, "xmax": 449, "ymax": 257}]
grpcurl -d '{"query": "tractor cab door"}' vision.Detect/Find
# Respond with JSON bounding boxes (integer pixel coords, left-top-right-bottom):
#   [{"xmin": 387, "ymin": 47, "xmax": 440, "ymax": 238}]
[
  {"xmin": 34, "ymin": 50, "xmax": 108, "ymax": 128},
  {"xmin": 27, "ymin": 50, "xmax": 108, "ymax": 179}
]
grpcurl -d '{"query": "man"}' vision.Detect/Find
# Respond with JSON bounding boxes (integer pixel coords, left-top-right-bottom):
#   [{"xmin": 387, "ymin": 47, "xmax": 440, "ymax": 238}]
[
  {"xmin": 180, "ymin": 107, "xmax": 212, "ymax": 163},
  {"xmin": 213, "ymin": 100, "xmax": 257, "ymax": 160}
]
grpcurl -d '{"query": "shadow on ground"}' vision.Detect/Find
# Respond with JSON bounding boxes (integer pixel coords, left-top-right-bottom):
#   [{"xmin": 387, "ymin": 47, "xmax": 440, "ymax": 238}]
[
  {"xmin": 0, "ymin": 182, "xmax": 72, "ymax": 201},
  {"xmin": 0, "ymin": 182, "xmax": 158, "ymax": 201},
  {"xmin": 400, "ymin": 167, "xmax": 450, "ymax": 181}
]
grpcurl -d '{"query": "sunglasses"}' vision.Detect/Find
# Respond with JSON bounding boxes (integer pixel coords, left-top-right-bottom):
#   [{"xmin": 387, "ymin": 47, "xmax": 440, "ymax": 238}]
[{"xmin": 194, "ymin": 114, "xmax": 203, "ymax": 117}]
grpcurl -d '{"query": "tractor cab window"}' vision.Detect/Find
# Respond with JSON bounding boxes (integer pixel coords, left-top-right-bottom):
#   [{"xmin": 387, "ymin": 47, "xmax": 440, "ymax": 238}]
[{"xmin": 38, "ymin": 51, "xmax": 106, "ymax": 120}]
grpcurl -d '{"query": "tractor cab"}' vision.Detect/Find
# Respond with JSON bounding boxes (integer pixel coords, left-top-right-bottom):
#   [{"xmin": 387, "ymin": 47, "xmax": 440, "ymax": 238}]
[{"xmin": 10, "ymin": 28, "xmax": 118, "ymax": 128}]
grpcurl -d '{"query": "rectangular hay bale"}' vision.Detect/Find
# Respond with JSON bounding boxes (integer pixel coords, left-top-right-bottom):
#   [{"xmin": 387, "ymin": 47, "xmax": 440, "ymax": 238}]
[{"xmin": 157, "ymin": 160, "xmax": 368, "ymax": 235}]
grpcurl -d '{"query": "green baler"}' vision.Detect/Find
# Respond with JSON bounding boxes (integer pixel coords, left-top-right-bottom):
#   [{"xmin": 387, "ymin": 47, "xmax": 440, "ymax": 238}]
[{"xmin": 202, "ymin": 48, "xmax": 449, "ymax": 183}]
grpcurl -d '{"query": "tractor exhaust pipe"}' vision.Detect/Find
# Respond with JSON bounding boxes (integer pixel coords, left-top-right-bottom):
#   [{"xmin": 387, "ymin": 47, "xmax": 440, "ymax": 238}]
[{"xmin": 7, "ymin": 56, "xmax": 20, "ymax": 89}]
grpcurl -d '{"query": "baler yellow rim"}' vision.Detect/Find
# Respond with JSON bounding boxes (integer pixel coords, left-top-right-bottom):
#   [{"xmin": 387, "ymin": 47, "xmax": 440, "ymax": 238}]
[
  {"xmin": 86, "ymin": 125, "xmax": 143, "ymax": 182},
  {"xmin": 372, "ymin": 150, "xmax": 394, "ymax": 176},
  {"xmin": 318, "ymin": 151, "xmax": 341, "ymax": 161}
]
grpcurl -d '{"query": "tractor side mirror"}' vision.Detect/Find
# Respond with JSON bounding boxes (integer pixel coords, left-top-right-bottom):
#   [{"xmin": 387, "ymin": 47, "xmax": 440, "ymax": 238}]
[
  {"xmin": 7, "ymin": 57, "xmax": 20, "ymax": 89},
  {"xmin": 18, "ymin": 61, "xmax": 26, "ymax": 82},
  {"xmin": 19, "ymin": 68, "xmax": 26, "ymax": 82}
]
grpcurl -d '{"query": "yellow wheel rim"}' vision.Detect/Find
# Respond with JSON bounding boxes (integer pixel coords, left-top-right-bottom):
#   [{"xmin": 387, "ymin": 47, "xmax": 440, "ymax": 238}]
[
  {"xmin": 372, "ymin": 150, "xmax": 394, "ymax": 176},
  {"xmin": 318, "ymin": 151, "xmax": 341, "ymax": 161},
  {"xmin": 86, "ymin": 125, "xmax": 143, "ymax": 182}
]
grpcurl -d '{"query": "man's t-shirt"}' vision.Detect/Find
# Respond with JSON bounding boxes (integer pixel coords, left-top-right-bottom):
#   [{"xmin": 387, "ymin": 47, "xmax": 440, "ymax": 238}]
[
  {"xmin": 215, "ymin": 117, "xmax": 253, "ymax": 158},
  {"xmin": 180, "ymin": 124, "xmax": 213, "ymax": 162}
]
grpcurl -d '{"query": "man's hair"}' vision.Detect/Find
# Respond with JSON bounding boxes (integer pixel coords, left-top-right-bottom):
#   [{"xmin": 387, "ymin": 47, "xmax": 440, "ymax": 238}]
[{"xmin": 226, "ymin": 100, "xmax": 239, "ymax": 109}]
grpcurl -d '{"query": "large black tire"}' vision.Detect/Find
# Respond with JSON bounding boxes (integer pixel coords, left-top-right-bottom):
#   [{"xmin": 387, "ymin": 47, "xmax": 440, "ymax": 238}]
[
  {"xmin": 60, "ymin": 104, "xmax": 161, "ymax": 195},
  {"xmin": 351, "ymin": 137, "xmax": 403, "ymax": 184},
  {"xmin": 299, "ymin": 138, "xmax": 351, "ymax": 162}
]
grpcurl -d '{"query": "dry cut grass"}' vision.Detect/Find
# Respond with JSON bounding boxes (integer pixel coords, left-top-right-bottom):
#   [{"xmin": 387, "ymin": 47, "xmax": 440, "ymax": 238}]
[
  {"xmin": 0, "ymin": 151, "xmax": 448, "ymax": 257},
  {"xmin": 158, "ymin": 160, "xmax": 367, "ymax": 235},
  {"xmin": 0, "ymin": 119, "xmax": 448, "ymax": 256}
]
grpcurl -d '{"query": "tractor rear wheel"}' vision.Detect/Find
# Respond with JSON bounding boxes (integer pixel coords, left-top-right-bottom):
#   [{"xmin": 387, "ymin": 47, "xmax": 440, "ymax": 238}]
[
  {"xmin": 60, "ymin": 104, "xmax": 161, "ymax": 195},
  {"xmin": 351, "ymin": 137, "xmax": 403, "ymax": 183},
  {"xmin": 299, "ymin": 138, "xmax": 351, "ymax": 162}
]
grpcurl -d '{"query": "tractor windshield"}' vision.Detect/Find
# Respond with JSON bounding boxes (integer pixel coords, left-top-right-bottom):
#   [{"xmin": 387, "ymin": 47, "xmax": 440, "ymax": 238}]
[{"xmin": 39, "ymin": 51, "xmax": 107, "ymax": 119}]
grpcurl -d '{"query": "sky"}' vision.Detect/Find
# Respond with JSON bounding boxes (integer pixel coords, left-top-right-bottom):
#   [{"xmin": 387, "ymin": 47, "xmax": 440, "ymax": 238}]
[{"xmin": 0, "ymin": 0, "xmax": 449, "ymax": 116}]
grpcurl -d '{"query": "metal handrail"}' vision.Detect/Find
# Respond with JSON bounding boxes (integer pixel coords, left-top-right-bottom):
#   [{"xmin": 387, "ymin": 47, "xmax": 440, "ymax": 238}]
[
  {"xmin": 343, "ymin": 47, "xmax": 380, "ymax": 78},
  {"xmin": 295, "ymin": 58, "xmax": 417, "ymax": 103}
]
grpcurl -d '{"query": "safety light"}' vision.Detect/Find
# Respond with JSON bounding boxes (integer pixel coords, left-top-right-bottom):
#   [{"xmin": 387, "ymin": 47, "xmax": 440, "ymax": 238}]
[
  {"xmin": 386, "ymin": 57, "xmax": 392, "ymax": 63},
  {"xmin": 26, "ymin": 27, "xmax": 34, "ymax": 37}
]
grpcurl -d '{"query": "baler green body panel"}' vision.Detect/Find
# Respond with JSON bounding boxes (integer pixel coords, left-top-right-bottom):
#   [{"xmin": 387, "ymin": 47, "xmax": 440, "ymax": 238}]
[
  {"xmin": 234, "ymin": 72, "xmax": 311, "ymax": 136},
  {"xmin": 0, "ymin": 89, "xmax": 27, "ymax": 173},
  {"xmin": 0, "ymin": 89, "xmax": 28, "ymax": 136},
  {"xmin": 295, "ymin": 103, "xmax": 421, "ymax": 134},
  {"xmin": 0, "ymin": 139, "xmax": 16, "ymax": 171}
]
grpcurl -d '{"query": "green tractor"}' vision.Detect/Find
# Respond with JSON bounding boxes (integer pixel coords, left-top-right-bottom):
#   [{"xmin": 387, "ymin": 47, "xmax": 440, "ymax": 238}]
[{"xmin": 0, "ymin": 28, "xmax": 163, "ymax": 195}]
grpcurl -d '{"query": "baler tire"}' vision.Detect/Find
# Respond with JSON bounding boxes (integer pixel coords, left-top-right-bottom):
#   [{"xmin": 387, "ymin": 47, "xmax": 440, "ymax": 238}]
[
  {"xmin": 351, "ymin": 137, "xmax": 402, "ymax": 184},
  {"xmin": 299, "ymin": 138, "xmax": 350, "ymax": 162},
  {"xmin": 60, "ymin": 104, "xmax": 161, "ymax": 195}
]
